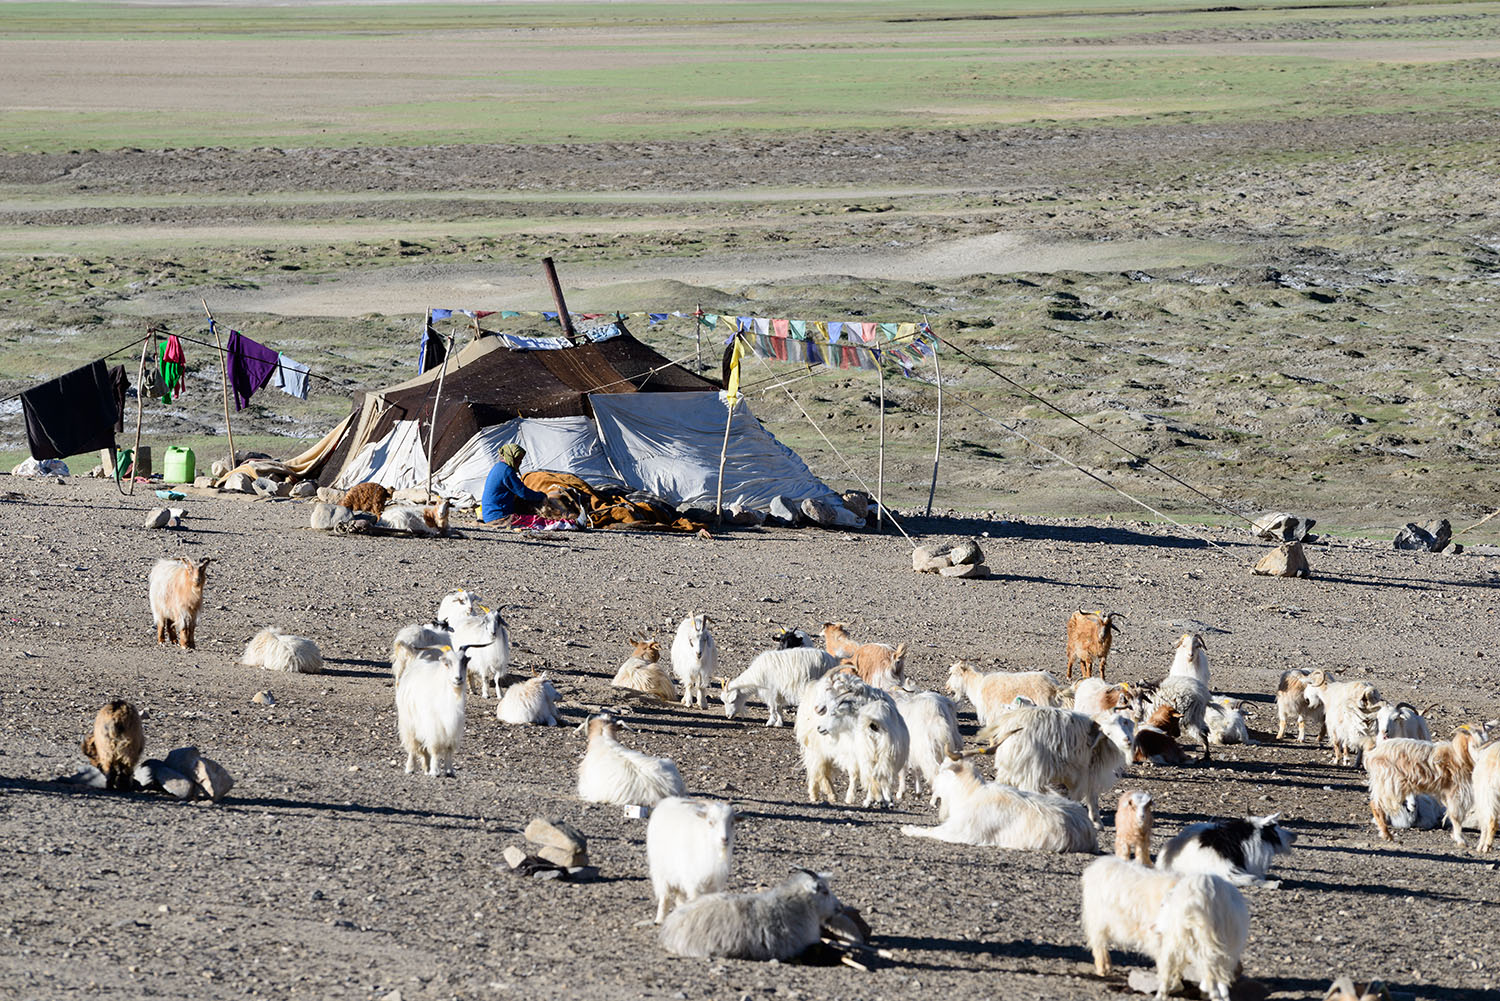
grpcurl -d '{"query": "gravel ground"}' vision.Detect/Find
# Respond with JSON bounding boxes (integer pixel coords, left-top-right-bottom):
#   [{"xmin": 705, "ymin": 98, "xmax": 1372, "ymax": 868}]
[{"xmin": 2, "ymin": 478, "xmax": 1499, "ymax": 1001}]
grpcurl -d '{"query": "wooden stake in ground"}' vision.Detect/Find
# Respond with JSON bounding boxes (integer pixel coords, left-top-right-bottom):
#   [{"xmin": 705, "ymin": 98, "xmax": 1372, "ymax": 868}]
[
  {"xmin": 925, "ymin": 326, "xmax": 942, "ymax": 517},
  {"xmin": 423, "ymin": 323, "xmax": 453, "ymax": 501},
  {"xmin": 694, "ymin": 304, "xmax": 703, "ymax": 373},
  {"xmin": 875, "ymin": 343, "xmax": 886, "ymax": 530},
  {"xmin": 127, "ymin": 334, "xmax": 150, "ymax": 495},
  {"xmin": 202, "ymin": 299, "xmax": 236, "ymax": 472}
]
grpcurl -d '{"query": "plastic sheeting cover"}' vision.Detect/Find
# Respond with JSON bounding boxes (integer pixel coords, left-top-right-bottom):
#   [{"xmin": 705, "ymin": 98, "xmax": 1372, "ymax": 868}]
[
  {"xmin": 333, "ymin": 419, "xmax": 429, "ymax": 491},
  {"xmin": 433, "ymin": 417, "xmax": 625, "ymax": 498},
  {"xmin": 590, "ymin": 391, "xmax": 840, "ymax": 511}
]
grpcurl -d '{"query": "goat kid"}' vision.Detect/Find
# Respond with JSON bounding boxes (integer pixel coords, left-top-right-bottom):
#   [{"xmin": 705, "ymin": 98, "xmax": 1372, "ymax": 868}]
[
  {"xmin": 149, "ymin": 556, "xmax": 212, "ymax": 649},
  {"xmin": 647, "ymin": 797, "xmax": 735, "ymax": 922}
]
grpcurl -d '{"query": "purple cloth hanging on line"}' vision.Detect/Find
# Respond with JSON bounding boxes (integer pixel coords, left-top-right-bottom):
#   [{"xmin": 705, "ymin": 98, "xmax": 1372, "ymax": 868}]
[{"xmin": 225, "ymin": 330, "xmax": 280, "ymax": 410}]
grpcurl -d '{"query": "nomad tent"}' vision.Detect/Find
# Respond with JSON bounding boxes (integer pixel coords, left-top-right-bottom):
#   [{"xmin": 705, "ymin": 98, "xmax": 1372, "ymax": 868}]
[{"xmin": 299, "ymin": 323, "xmax": 852, "ymax": 518}]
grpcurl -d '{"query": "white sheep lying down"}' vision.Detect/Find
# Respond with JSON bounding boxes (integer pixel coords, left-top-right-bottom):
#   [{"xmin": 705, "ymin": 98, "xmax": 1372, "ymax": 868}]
[
  {"xmin": 1080, "ymin": 856, "xmax": 1249, "ymax": 1001},
  {"xmin": 719, "ymin": 646, "xmax": 835, "ymax": 727},
  {"xmin": 901, "ymin": 758, "xmax": 1095, "ymax": 852},
  {"xmin": 647, "ymin": 797, "xmax": 735, "ymax": 922},
  {"xmin": 659, "ymin": 869, "xmax": 840, "ymax": 961}
]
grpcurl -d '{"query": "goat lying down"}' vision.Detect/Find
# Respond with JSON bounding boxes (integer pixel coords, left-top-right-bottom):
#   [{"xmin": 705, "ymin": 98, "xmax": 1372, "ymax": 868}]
[{"xmin": 900, "ymin": 756, "xmax": 1096, "ymax": 852}]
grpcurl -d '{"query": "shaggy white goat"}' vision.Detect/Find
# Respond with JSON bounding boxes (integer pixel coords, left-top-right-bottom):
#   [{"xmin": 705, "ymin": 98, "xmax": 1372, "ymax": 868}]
[
  {"xmin": 1149, "ymin": 675, "xmax": 1213, "ymax": 762},
  {"xmin": 945, "ymin": 662, "xmax": 1062, "ymax": 725},
  {"xmin": 497, "ymin": 675, "xmax": 560, "ymax": 726},
  {"xmin": 240, "ymin": 626, "xmax": 323, "ymax": 674},
  {"xmin": 1167, "ymin": 633, "xmax": 1210, "ymax": 686},
  {"xmin": 658, "ymin": 869, "xmax": 840, "ymax": 961},
  {"xmin": 647, "ymin": 797, "xmax": 735, "ymax": 922},
  {"xmin": 1206, "ymin": 697, "xmax": 1254, "ymax": 746},
  {"xmin": 815, "ymin": 676, "xmax": 909, "ymax": 808},
  {"xmin": 980, "ymin": 704, "xmax": 1125, "ymax": 824},
  {"xmin": 1474, "ymin": 738, "xmax": 1500, "ymax": 852},
  {"xmin": 1080, "ymin": 856, "xmax": 1249, "ymax": 1001},
  {"xmin": 1072, "ymin": 677, "xmax": 1129, "ymax": 716},
  {"xmin": 396, "ymin": 646, "xmax": 469, "ymax": 777},
  {"xmin": 577, "ymin": 714, "xmax": 686, "ymax": 807},
  {"xmin": 1303, "ymin": 671, "xmax": 1379, "ymax": 765},
  {"xmin": 390, "ymin": 622, "xmax": 449, "ymax": 682},
  {"xmin": 718, "ymin": 646, "xmax": 835, "ymax": 727},
  {"xmin": 901, "ymin": 757, "xmax": 1096, "ymax": 852},
  {"xmin": 671, "ymin": 613, "xmax": 718, "ymax": 710},
  {"xmin": 1366, "ymin": 729, "xmax": 1485, "ymax": 845},
  {"xmin": 391, "ymin": 612, "xmax": 510, "ymax": 695},
  {"xmin": 436, "ymin": 589, "xmax": 483, "ymax": 629},
  {"xmin": 1374, "ymin": 702, "xmax": 1433, "ymax": 743},
  {"xmin": 890, "ymin": 687, "xmax": 962, "ymax": 804}
]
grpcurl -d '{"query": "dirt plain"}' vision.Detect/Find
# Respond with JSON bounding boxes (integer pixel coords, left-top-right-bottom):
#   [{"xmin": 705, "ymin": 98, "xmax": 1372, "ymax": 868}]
[{"xmin": 5, "ymin": 4, "xmax": 1500, "ymax": 999}]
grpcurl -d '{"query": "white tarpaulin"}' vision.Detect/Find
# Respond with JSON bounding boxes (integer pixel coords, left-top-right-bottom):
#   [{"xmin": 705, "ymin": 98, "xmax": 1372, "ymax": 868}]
[
  {"xmin": 433, "ymin": 417, "xmax": 625, "ymax": 498},
  {"xmin": 590, "ymin": 391, "xmax": 841, "ymax": 510},
  {"xmin": 333, "ymin": 419, "xmax": 429, "ymax": 491}
]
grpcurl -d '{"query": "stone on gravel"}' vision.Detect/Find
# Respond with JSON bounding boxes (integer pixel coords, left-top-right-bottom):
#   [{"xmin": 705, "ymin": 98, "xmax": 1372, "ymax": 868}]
[
  {"xmin": 538, "ymin": 843, "xmax": 589, "ymax": 868},
  {"xmin": 1252, "ymin": 510, "xmax": 1314, "ymax": 542},
  {"xmin": 60, "ymin": 764, "xmax": 108, "ymax": 789},
  {"xmin": 725, "ymin": 502, "xmax": 765, "ymax": 526},
  {"xmin": 222, "ymin": 471, "xmax": 254, "ymax": 493},
  {"xmin": 136, "ymin": 759, "xmax": 196, "ymax": 799},
  {"xmin": 841, "ymin": 491, "xmax": 870, "ymax": 520},
  {"xmin": 800, "ymin": 496, "xmax": 840, "ymax": 527},
  {"xmin": 525, "ymin": 817, "xmax": 587, "ymax": 853},
  {"xmin": 290, "ymin": 480, "xmax": 318, "ymax": 498},
  {"xmin": 502, "ymin": 845, "xmax": 528, "ymax": 870},
  {"xmin": 1253, "ymin": 541, "xmax": 1311, "ymax": 578},
  {"xmin": 143, "ymin": 507, "xmax": 172, "ymax": 529},
  {"xmin": 193, "ymin": 476, "xmax": 214, "ymax": 489},
  {"xmin": 768, "ymin": 495, "xmax": 800, "ymax": 525},
  {"xmin": 310, "ymin": 503, "xmax": 355, "ymax": 531},
  {"xmin": 252, "ymin": 476, "xmax": 279, "ymax": 497},
  {"xmin": 191, "ymin": 756, "xmax": 235, "ymax": 802},
  {"xmin": 912, "ymin": 542, "xmax": 954, "ymax": 572},
  {"xmin": 317, "ymin": 486, "xmax": 343, "ymax": 502},
  {"xmin": 1394, "ymin": 519, "xmax": 1451, "ymax": 552},
  {"xmin": 938, "ymin": 562, "xmax": 988, "ymax": 578},
  {"xmin": 252, "ymin": 690, "xmax": 275, "ymax": 706},
  {"xmin": 948, "ymin": 538, "xmax": 984, "ymax": 566},
  {"xmin": 210, "ymin": 459, "xmax": 231, "ymax": 479}
]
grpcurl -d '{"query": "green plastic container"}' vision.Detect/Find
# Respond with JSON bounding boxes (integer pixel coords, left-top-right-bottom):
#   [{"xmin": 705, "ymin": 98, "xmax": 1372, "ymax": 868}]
[{"xmin": 163, "ymin": 445, "xmax": 195, "ymax": 483}]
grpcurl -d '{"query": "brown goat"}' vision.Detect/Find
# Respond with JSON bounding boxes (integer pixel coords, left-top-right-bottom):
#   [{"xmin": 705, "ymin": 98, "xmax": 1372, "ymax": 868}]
[
  {"xmin": 341, "ymin": 482, "xmax": 391, "ymax": 517},
  {"xmin": 822, "ymin": 622, "xmax": 908, "ymax": 688},
  {"xmin": 82, "ymin": 700, "xmax": 145, "ymax": 791},
  {"xmin": 149, "ymin": 556, "xmax": 212, "ymax": 649},
  {"xmin": 1066, "ymin": 609, "xmax": 1121, "ymax": 681},
  {"xmin": 1367, "ymin": 728, "xmax": 1486, "ymax": 844}
]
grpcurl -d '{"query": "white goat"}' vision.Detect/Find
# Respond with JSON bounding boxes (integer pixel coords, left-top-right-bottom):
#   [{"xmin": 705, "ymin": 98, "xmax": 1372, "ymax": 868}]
[
  {"xmin": 1274, "ymin": 668, "xmax": 1326, "ymax": 743},
  {"xmin": 1094, "ymin": 711, "xmax": 1137, "ymax": 761},
  {"xmin": 718, "ymin": 647, "xmax": 835, "ymax": 727},
  {"xmin": 1374, "ymin": 702, "xmax": 1433, "ymax": 743},
  {"xmin": 1366, "ymin": 728, "xmax": 1485, "ymax": 845},
  {"xmin": 497, "ymin": 675, "xmax": 560, "ymax": 726},
  {"xmin": 396, "ymin": 646, "xmax": 469, "ymax": 777},
  {"xmin": 436, "ymin": 588, "xmax": 483, "ymax": 628},
  {"xmin": 1081, "ymin": 857, "xmax": 1249, "ymax": 1001},
  {"xmin": 901, "ymin": 757, "xmax": 1095, "ymax": 852},
  {"xmin": 392, "ymin": 613, "xmax": 510, "ymax": 695},
  {"xmin": 1303, "ymin": 670, "xmax": 1379, "ymax": 765},
  {"xmin": 658, "ymin": 869, "xmax": 840, "ymax": 961},
  {"xmin": 890, "ymin": 687, "xmax": 962, "ymax": 804},
  {"xmin": 981, "ymin": 704, "xmax": 1125, "ymax": 824},
  {"xmin": 390, "ymin": 622, "xmax": 449, "ymax": 682},
  {"xmin": 1168, "ymin": 633, "xmax": 1210, "ymax": 686},
  {"xmin": 647, "ymin": 797, "xmax": 735, "ymax": 922},
  {"xmin": 946, "ymin": 662, "xmax": 1062, "ymax": 725},
  {"xmin": 1072, "ymin": 677, "xmax": 1129, "ymax": 716},
  {"xmin": 794, "ymin": 671, "xmax": 909, "ymax": 807},
  {"xmin": 1474, "ymin": 738, "xmax": 1500, "ymax": 852},
  {"xmin": 671, "ymin": 613, "xmax": 718, "ymax": 710},
  {"xmin": 1206, "ymin": 697, "xmax": 1254, "ymax": 746},
  {"xmin": 240, "ymin": 626, "xmax": 323, "ymax": 674},
  {"xmin": 577, "ymin": 714, "xmax": 686, "ymax": 807}
]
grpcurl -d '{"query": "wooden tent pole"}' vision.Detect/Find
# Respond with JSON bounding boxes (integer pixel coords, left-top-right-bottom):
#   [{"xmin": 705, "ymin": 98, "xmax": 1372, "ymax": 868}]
[
  {"xmin": 424, "ymin": 319, "xmax": 452, "ymax": 501},
  {"xmin": 714, "ymin": 395, "xmax": 734, "ymax": 526},
  {"xmin": 694, "ymin": 303, "xmax": 703, "ymax": 372},
  {"xmin": 925, "ymin": 323, "xmax": 942, "ymax": 517},
  {"xmin": 541, "ymin": 257, "xmax": 578, "ymax": 344},
  {"xmin": 127, "ymin": 334, "xmax": 150, "ymax": 495},
  {"xmin": 202, "ymin": 299, "xmax": 236, "ymax": 472},
  {"xmin": 876, "ymin": 343, "xmax": 886, "ymax": 531}
]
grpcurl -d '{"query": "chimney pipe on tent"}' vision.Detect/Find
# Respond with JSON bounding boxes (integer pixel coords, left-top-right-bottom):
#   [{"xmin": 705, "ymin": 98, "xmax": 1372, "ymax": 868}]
[{"xmin": 542, "ymin": 257, "xmax": 579, "ymax": 344}]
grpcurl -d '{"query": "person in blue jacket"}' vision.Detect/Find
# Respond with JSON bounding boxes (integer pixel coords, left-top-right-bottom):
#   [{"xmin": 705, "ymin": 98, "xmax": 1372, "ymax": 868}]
[{"xmin": 481, "ymin": 443, "xmax": 546, "ymax": 524}]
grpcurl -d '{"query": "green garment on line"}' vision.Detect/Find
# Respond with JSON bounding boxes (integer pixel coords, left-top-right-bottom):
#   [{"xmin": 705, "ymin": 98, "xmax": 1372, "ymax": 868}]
[{"xmin": 158, "ymin": 339, "xmax": 181, "ymax": 403}]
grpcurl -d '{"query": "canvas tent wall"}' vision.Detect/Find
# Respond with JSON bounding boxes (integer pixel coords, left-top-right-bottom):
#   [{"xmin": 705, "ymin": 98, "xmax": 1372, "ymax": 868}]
[{"xmin": 310, "ymin": 325, "xmax": 846, "ymax": 514}]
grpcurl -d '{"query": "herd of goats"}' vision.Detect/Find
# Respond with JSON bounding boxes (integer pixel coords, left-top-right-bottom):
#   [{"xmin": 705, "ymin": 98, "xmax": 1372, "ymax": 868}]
[{"xmin": 65, "ymin": 556, "xmax": 1500, "ymax": 1000}]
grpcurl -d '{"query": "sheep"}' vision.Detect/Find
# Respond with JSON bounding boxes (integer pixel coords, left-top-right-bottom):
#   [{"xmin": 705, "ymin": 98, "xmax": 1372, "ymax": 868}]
[
  {"xmin": 658, "ymin": 869, "xmax": 840, "ymax": 961},
  {"xmin": 149, "ymin": 556, "xmax": 212, "ymax": 650},
  {"xmin": 821, "ymin": 621, "xmax": 910, "ymax": 689},
  {"xmin": 1374, "ymin": 701, "xmax": 1433, "ymax": 743},
  {"xmin": 82, "ymin": 700, "xmax": 145, "ymax": 791},
  {"xmin": 577, "ymin": 714, "xmax": 686, "ymax": 807},
  {"xmin": 1206, "ymin": 696, "xmax": 1254, "ymax": 746},
  {"xmin": 979, "ymin": 704, "xmax": 1126, "ymax": 824},
  {"xmin": 613, "ymin": 638, "xmax": 676, "ymax": 702},
  {"xmin": 718, "ymin": 646, "xmax": 835, "ymax": 727},
  {"xmin": 1115, "ymin": 790, "xmax": 1153, "ymax": 863},
  {"xmin": 1158, "ymin": 814, "xmax": 1296, "ymax": 887},
  {"xmin": 945, "ymin": 661, "xmax": 1062, "ymax": 725},
  {"xmin": 240, "ymin": 626, "xmax": 323, "ymax": 674},
  {"xmin": 1473, "ymin": 737, "xmax": 1500, "ymax": 852},
  {"xmin": 497, "ymin": 675, "xmax": 560, "ymax": 726},
  {"xmin": 1168, "ymin": 632, "xmax": 1210, "ymax": 686},
  {"xmin": 889, "ymin": 687, "xmax": 962, "ymax": 804},
  {"xmin": 340, "ymin": 481, "xmax": 390, "ymax": 517},
  {"xmin": 901, "ymin": 757, "xmax": 1096, "ymax": 852},
  {"xmin": 1366, "ymin": 727, "xmax": 1486, "ymax": 845},
  {"xmin": 670, "ymin": 612, "xmax": 717, "ymax": 709},
  {"xmin": 1303, "ymin": 670, "xmax": 1380, "ymax": 766},
  {"xmin": 396, "ymin": 646, "xmax": 469, "ymax": 777},
  {"xmin": 1072, "ymin": 677, "xmax": 1129, "ymax": 716},
  {"xmin": 647, "ymin": 796, "xmax": 735, "ymax": 922},
  {"xmin": 1080, "ymin": 856, "xmax": 1249, "ymax": 1001},
  {"xmin": 1066, "ymin": 609, "xmax": 1121, "ymax": 681},
  {"xmin": 1274, "ymin": 667, "xmax": 1327, "ymax": 744}
]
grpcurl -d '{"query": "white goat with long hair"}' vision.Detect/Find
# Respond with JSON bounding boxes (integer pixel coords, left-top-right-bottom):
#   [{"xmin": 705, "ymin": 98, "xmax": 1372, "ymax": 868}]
[
  {"xmin": 1366, "ymin": 727, "xmax": 1486, "ymax": 845},
  {"xmin": 1474, "ymin": 737, "xmax": 1500, "ymax": 852},
  {"xmin": 901, "ymin": 757, "xmax": 1095, "ymax": 852},
  {"xmin": 241, "ymin": 626, "xmax": 323, "ymax": 674},
  {"xmin": 497, "ymin": 675, "xmax": 561, "ymax": 726},
  {"xmin": 396, "ymin": 646, "xmax": 470, "ymax": 777},
  {"xmin": 1303, "ymin": 670, "xmax": 1380, "ymax": 765},
  {"xmin": 1080, "ymin": 856, "xmax": 1249, "ymax": 1001},
  {"xmin": 979, "ymin": 704, "xmax": 1126, "ymax": 824},
  {"xmin": 946, "ymin": 662, "xmax": 1062, "ymax": 725},
  {"xmin": 658, "ymin": 869, "xmax": 840, "ymax": 961},
  {"xmin": 671, "ymin": 613, "xmax": 718, "ymax": 710},
  {"xmin": 890, "ymin": 687, "xmax": 962, "ymax": 804},
  {"xmin": 795, "ymin": 671, "xmax": 909, "ymax": 807},
  {"xmin": 577, "ymin": 714, "xmax": 685, "ymax": 807},
  {"xmin": 647, "ymin": 797, "xmax": 735, "ymax": 922},
  {"xmin": 718, "ymin": 646, "xmax": 835, "ymax": 727}
]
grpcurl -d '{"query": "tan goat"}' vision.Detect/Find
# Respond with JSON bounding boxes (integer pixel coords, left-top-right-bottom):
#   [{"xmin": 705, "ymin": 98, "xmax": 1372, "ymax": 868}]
[
  {"xmin": 1113, "ymin": 789, "xmax": 1153, "ymax": 863},
  {"xmin": 1366, "ymin": 727, "xmax": 1486, "ymax": 845},
  {"xmin": 821, "ymin": 622, "xmax": 909, "ymax": 689},
  {"xmin": 149, "ymin": 556, "xmax": 212, "ymax": 649},
  {"xmin": 1066, "ymin": 610, "xmax": 1121, "ymax": 681},
  {"xmin": 82, "ymin": 700, "xmax": 145, "ymax": 791},
  {"xmin": 612, "ymin": 638, "xmax": 676, "ymax": 702}
]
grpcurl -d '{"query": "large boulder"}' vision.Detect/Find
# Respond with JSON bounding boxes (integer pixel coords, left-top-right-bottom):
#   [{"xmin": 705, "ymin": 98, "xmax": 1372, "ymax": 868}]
[
  {"xmin": 221, "ymin": 471, "xmax": 255, "ymax": 494},
  {"xmin": 1252, "ymin": 541, "xmax": 1311, "ymax": 578},
  {"xmin": 840, "ymin": 491, "xmax": 871, "ymax": 521},
  {"xmin": 800, "ymin": 497, "xmax": 841, "ymax": 527},
  {"xmin": 767, "ymin": 495, "xmax": 801, "ymax": 526},
  {"xmin": 1393, "ymin": 519, "xmax": 1452, "ymax": 553},
  {"xmin": 947, "ymin": 538, "xmax": 984, "ymax": 566},
  {"xmin": 162, "ymin": 746, "xmax": 234, "ymax": 802},
  {"xmin": 1251, "ymin": 511, "xmax": 1316, "ymax": 542}
]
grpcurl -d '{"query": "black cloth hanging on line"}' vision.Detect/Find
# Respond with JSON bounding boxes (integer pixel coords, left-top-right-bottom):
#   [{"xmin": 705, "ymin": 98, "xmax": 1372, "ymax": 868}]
[{"xmin": 20, "ymin": 360, "xmax": 126, "ymax": 460}]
